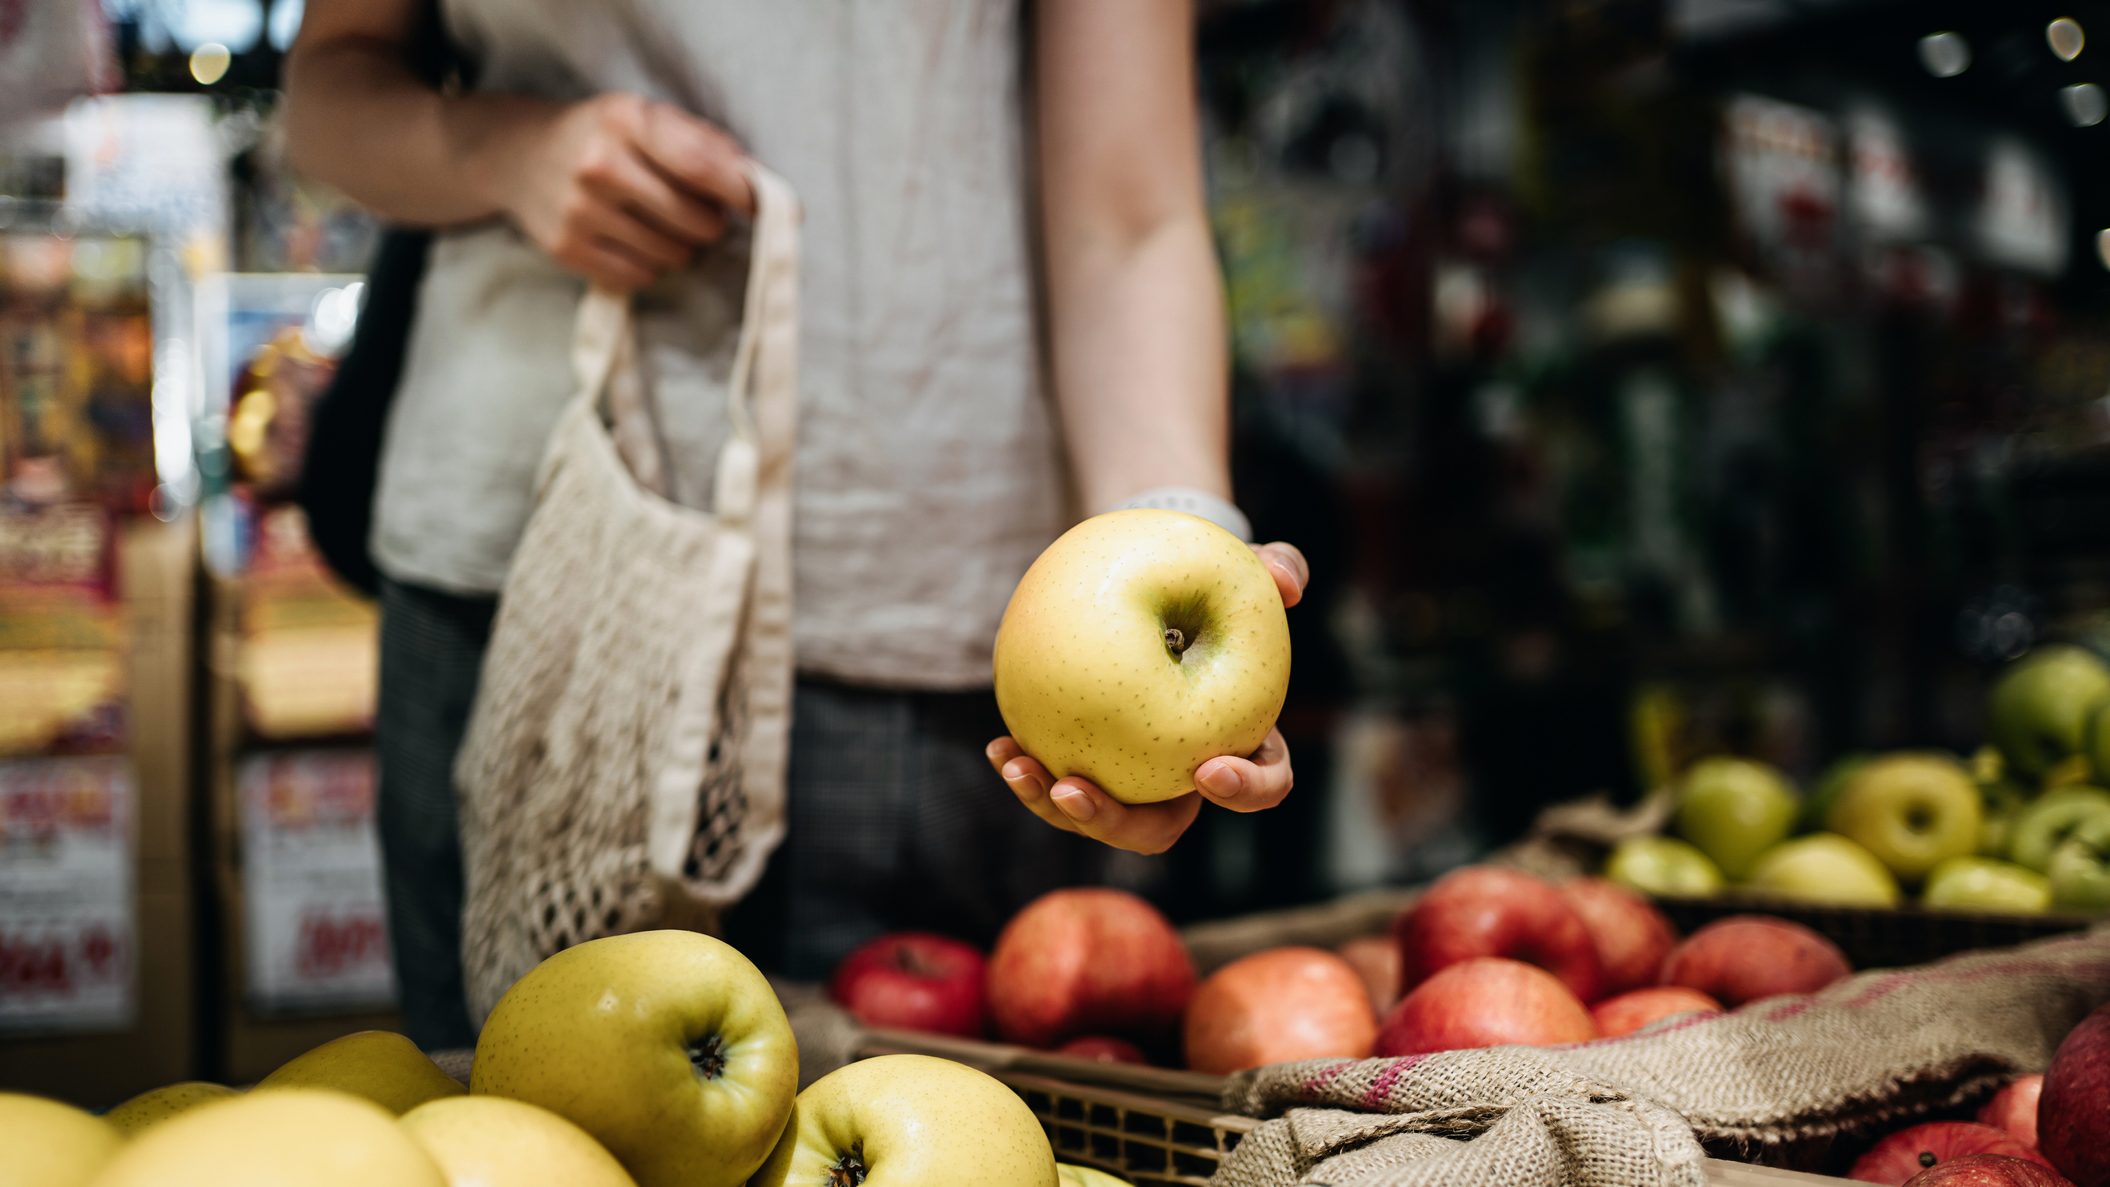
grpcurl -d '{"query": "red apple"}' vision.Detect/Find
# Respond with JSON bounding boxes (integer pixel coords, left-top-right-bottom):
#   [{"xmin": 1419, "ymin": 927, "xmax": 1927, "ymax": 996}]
[
  {"xmin": 1977, "ymin": 1075, "xmax": 2043, "ymax": 1150},
  {"xmin": 1565, "ymin": 878, "xmax": 1678, "ymax": 997},
  {"xmin": 986, "ymin": 888, "xmax": 1195, "ymax": 1048},
  {"xmin": 1375, "ymin": 957, "xmax": 1597, "ymax": 1057},
  {"xmin": 1183, "ymin": 947, "xmax": 1379, "ymax": 1076},
  {"xmin": 1903, "ymin": 1155, "xmax": 2075, "ymax": 1187},
  {"xmin": 1852, "ymin": 1122, "xmax": 2056, "ymax": 1186},
  {"xmin": 1335, "ymin": 934, "xmax": 1404, "ymax": 1012},
  {"xmin": 1659, "ymin": 916, "xmax": 1852, "ymax": 1007},
  {"xmin": 828, "ymin": 932, "xmax": 988, "ymax": 1038},
  {"xmin": 2041, "ymin": 1002, "xmax": 2110, "ymax": 1187},
  {"xmin": 1055, "ymin": 1036, "xmax": 1147, "ymax": 1065},
  {"xmin": 1589, "ymin": 986, "xmax": 1723, "ymax": 1038},
  {"xmin": 1392, "ymin": 867, "xmax": 1604, "ymax": 1003}
]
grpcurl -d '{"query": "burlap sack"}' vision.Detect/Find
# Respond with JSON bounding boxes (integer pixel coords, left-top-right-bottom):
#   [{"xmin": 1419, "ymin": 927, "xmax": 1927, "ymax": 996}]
[{"xmin": 1215, "ymin": 926, "xmax": 2110, "ymax": 1187}]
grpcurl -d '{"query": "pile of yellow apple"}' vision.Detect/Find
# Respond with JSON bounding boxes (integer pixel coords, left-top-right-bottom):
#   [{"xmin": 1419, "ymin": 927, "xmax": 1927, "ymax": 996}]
[
  {"xmin": 1606, "ymin": 646, "xmax": 2110, "ymax": 915},
  {"xmin": 7, "ymin": 930, "xmax": 1133, "ymax": 1187}
]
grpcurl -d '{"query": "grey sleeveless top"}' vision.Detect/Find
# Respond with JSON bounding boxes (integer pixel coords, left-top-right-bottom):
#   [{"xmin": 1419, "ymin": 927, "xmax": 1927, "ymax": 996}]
[{"xmin": 372, "ymin": 0, "xmax": 1065, "ymax": 688}]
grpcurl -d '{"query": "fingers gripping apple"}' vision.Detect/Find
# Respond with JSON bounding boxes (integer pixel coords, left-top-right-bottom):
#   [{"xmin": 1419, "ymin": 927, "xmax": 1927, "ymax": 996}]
[{"xmin": 995, "ymin": 510, "xmax": 1291, "ymax": 805}]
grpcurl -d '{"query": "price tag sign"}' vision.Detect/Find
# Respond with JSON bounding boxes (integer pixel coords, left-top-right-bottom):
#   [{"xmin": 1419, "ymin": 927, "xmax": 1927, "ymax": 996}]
[
  {"xmin": 0, "ymin": 757, "xmax": 136, "ymax": 1032},
  {"xmin": 236, "ymin": 751, "xmax": 395, "ymax": 1011}
]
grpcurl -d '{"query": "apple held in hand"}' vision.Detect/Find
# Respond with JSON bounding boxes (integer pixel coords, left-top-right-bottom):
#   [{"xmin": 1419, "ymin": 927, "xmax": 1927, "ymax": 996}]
[
  {"xmin": 1392, "ymin": 866, "xmax": 1603, "ymax": 1003},
  {"xmin": 1826, "ymin": 753, "xmax": 1984, "ymax": 883},
  {"xmin": 1564, "ymin": 878, "xmax": 1678, "ymax": 997},
  {"xmin": 1604, "ymin": 836, "xmax": 1725, "ymax": 898},
  {"xmin": 829, "ymin": 932, "xmax": 988, "ymax": 1039},
  {"xmin": 1375, "ymin": 957, "xmax": 1597, "ymax": 1057},
  {"xmin": 987, "ymin": 888, "xmax": 1195, "ymax": 1048},
  {"xmin": 1182, "ymin": 947, "xmax": 1379, "ymax": 1075},
  {"xmin": 993, "ymin": 510, "xmax": 1291, "ymax": 805},
  {"xmin": 2047, "ymin": 809, "xmax": 2110, "ymax": 912},
  {"xmin": 471, "ymin": 930, "xmax": 798, "ymax": 1187},
  {"xmin": 1590, "ymin": 987, "xmax": 1723, "ymax": 1038},
  {"xmin": 1989, "ymin": 646, "xmax": 2110, "ymax": 781},
  {"xmin": 1976, "ymin": 1075, "xmax": 2043, "ymax": 1149},
  {"xmin": 1924, "ymin": 858, "xmax": 2052, "ymax": 914},
  {"xmin": 1745, "ymin": 833, "xmax": 1903, "ymax": 908},
  {"xmin": 2009, "ymin": 788, "xmax": 2110, "ymax": 873},
  {"xmin": 1902, "ymin": 1155, "xmax": 2076, "ymax": 1187},
  {"xmin": 1674, "ymin": 757, "xmax": 1800, "ymax": 881},
  {"xmin": 750, "ymin": 1055, "xmax": 1058, "ymax": 1187},
  {"xmin": 1851, "ymin": 1122, "xmax": 2055, "ymax": 1186},
  {"xmin": 2040, "ymin": 1002, "xmax": 2110, "ymax": 1187},
  {"xmin": 1660, "ymin": 916, "xmax": 1851, "ymax": 1008}
]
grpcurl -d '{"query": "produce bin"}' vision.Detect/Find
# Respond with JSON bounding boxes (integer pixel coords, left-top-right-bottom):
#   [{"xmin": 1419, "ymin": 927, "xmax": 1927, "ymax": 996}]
[{"xmin": 852, "ymin": 1030, "xmax": 1858, "ymax": 1187}]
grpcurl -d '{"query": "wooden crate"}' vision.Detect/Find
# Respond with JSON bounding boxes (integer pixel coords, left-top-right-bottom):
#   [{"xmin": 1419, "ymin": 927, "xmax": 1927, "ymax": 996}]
[{"xmin": 856, "ymin": 1030, "xmax": 1854, "ymax": 1186}]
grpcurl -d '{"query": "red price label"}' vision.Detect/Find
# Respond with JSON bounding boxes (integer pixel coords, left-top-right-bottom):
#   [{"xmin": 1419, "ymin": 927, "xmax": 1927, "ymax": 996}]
[{"xmin": 295, "ymin": 913, "xmax": 386, "ymax": 980}]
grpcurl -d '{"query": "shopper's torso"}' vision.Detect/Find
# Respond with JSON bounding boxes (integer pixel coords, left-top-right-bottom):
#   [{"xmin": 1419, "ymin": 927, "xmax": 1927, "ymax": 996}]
[{"xmin": 374, "ymin": 0, "xmax": 1065, "ymax": 687}]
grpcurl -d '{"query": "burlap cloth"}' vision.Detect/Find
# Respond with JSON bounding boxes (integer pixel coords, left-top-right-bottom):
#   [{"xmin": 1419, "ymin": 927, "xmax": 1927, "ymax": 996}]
[{"xmin": 1214, "ymin": 925, "xmax": 2110, "ymax": 1187}]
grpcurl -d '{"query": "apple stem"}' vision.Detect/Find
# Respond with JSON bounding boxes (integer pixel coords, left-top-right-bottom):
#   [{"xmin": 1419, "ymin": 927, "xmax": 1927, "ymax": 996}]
[
  {"xmin": 1164, "ymin": 627, "xmax": 1188, "ymax": 655},
  {"xmin": 828, "ymin": 1143, "xmax": 869, "ymax": 1185},
  {"xmin": 687, "ymin": 1034, "xmax": 728, "ymax": 1081}
]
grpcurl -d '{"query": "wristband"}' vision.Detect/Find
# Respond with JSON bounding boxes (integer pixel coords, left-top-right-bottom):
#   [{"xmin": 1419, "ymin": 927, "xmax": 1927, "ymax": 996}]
[{"xmin": 1114, "ymin": 486, "xmax": 1253, "ymax": 543}]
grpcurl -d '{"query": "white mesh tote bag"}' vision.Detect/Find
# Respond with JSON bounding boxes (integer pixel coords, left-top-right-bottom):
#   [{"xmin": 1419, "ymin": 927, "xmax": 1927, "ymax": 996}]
[{"xmin": 456, "ymin": 163, "xmax": 799, "ymax": 1022}]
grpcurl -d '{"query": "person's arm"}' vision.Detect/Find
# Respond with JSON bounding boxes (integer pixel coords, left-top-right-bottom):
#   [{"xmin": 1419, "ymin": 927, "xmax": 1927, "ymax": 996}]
[
  {"xmin": 987, "ymin": 0, "xmax": 1305, "ymax": 856},
  {"xmin": 284, "ymin": 0, "xmax": 752, "ymax": 290}
]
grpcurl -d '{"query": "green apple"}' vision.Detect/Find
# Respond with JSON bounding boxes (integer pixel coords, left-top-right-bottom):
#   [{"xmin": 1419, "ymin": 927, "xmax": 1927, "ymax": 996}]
[
  {"xmin": 1823, "ymin": 752, "xmax": 1982, "ymax": 883},
  {"xmin": 993, "ymin": 509, "xmax": 1291, "ymax": 804},
  {"xmin": 0, "ymin": 1093, "xmax": 120, "ymax": 1187},
  {"xmin": 2008, "ymin": 786, "xmax": 2110, "ymax": 872},
  {"xmin": 1803, "ymin": 753, "xmax": 1873, "ymax": 831},
  {"xmin": 1603, "ymin": 836, "xmax": 1725, "ymax": 898},
  {"xmin": 90, "ymin": 1089, "xmax": 445, "ymax": 1187},
  {"xmin": 2089, "ymin": 699, "xmax": 2110, "ymax": 787},
  {"xmin": 104, "ymin": 1082, "xmax": 239, "ymax": 1136},
  {"xmin": 750, "ymin": 1055, "xmax": 1058, "ymax": 1186},
  {"xmin": 2047, "ymin": 808, "xmax": 2110, "ymax": 912},
  {"xmin": 1987, "ymin": 645, "xmax": 2110, "ymax": 781},
  {"xmin": 256, "ymin": 1030, "xmax": 465, "ymax": 1114},
  {"xmin": 1922, "ymin": 856, "xmax": 2052, "ymax": 913},
  {"xmin": 472, "ymin": 930, "xmax": 797, "ymax": 1187},
  {"xmin": 1673, "ymin": 757, "xmax": 1800, "ymax": 880},
  {"xmin": 402, "ymin": 1095, "xmax": 637, "ymax": 1187},
  {"xmin": 1060, "ymin": 1166, "xmax": 1137, "ymax": 1187},
  {"xmin": 1743, "ymin": 833, "xmax": 1902, "ymax": 907}
]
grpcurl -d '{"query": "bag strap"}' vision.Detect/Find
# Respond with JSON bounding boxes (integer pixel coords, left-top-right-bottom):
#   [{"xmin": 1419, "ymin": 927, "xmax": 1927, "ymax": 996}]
[{"xmin": 569, "ymin": 160, "xmax": 801, "ymax": 523}]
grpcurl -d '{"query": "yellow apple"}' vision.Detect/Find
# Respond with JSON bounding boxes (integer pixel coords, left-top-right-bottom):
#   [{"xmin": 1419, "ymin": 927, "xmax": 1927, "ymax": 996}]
[
  {"xmin": 88, "ymin": 1089, "xmax": 445, "ymax": 1187},
  {"xmin": 1823, "ymin": 752, "xmax": 1982, "ymax": 883},
  {"xmin": 471, "ymin": 930, "xmax": 797, "ymax": 1187},
  {"xmin": 255, "ymin": 1030, "xmax": 465, "ymax": 1114},
  {"xmin": 0, "ymin": 1093, "xmax": 120, "ymax": 1187},
  {"xmin": 103, "ymin": 1082, "xmax": 239, "ymax": 1136},
  {"xmin": 400, "ymin": 1096, "xmax": 636, "ymax": 1187},
  {"xmin": 1744, "ymin": 833, "xmax": 1902, "ymax": 907},
  {"xmin": 751, "ymin": 1055, "xmax": 1058, "ymax": 1186},
  {"xmin": 994, "ymin": 510, "xmax": 1290, "ymax": 804}
]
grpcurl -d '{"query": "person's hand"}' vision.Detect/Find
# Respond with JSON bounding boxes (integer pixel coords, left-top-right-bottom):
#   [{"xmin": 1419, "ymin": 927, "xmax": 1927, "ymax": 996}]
[
  {"xmin": 986, "ymin": 540, "xmax": 1308, "ymax": 855},
  {"xmin": 482, "ymin": 93, "xmax": 754, "ymax": 291}
]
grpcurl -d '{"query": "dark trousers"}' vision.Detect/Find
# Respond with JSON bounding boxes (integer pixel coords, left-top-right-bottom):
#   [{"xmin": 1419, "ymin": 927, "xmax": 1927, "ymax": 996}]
[{"xmin": 375, "ymin": 579, "xmax": 1101, "ymax": 1047}]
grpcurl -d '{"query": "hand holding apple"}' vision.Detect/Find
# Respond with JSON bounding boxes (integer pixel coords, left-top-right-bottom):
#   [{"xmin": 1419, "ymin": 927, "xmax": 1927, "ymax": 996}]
[{"xmin": 988, "ymin": 513, "xmax": 1304, "ymax": 855}]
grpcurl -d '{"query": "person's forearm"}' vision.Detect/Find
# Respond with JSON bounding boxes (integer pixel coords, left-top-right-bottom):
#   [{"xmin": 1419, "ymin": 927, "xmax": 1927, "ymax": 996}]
[
  {"xmin": 1045, "ymin": 212, "xmax": 1232, "ymax": 516},
  {"xmin": 282, "ymin": 41, "xmax": 545, "ymax": 227}
]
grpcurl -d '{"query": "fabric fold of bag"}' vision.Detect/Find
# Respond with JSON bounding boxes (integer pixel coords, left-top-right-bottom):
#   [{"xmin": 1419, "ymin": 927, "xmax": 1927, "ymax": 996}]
[
  {"xmin": 455, "ymin": 164, "xmax": 802, "ymax": 1023},
  {"xmin": 1214, "ymin": 925, "xmax": 2110, "ymax": 1187}
]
